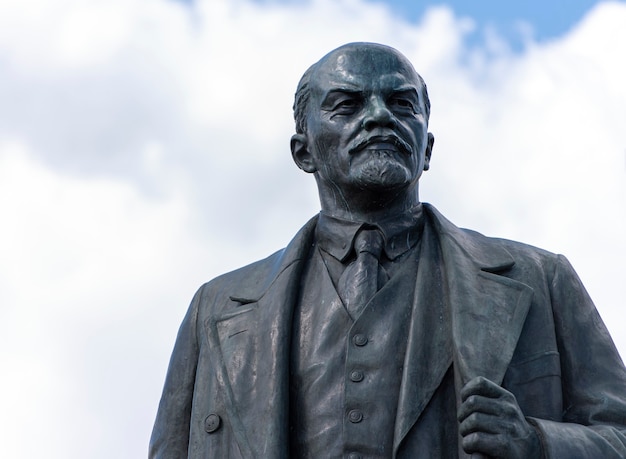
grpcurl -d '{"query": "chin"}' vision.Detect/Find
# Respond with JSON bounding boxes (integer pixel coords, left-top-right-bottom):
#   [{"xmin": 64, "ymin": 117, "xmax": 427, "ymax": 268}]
[{"xmin": 352, "ymin": 159, "xmax": 414, "ymax": 191}]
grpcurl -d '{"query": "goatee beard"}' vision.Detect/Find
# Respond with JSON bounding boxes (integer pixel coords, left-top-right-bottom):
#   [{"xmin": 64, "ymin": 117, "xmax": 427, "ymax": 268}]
[{"xmin": 352, "ymin": 156, "xmax": 412, "ymax": 190}]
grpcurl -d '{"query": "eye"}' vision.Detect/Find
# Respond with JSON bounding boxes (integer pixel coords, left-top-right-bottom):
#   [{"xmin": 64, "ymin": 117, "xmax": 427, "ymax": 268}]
[
  {"xmin": 389, "ymin": 97, "xmax": 417, "ymax": 114},
  {"xmin": 332, "ymin": 97, "xmax": 361, "ymax": 114}
]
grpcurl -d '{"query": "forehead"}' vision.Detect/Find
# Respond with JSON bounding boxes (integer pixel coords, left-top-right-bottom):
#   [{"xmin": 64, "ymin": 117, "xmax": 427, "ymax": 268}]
[{"xmin": 311, "ymin": 46, "xmax": 420, "ymax": 95}]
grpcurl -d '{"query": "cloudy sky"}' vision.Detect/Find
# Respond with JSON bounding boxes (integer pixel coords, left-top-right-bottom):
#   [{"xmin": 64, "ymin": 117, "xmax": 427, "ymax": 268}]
[{"xmin": 1, "ymin": 0, "xmax": 625, "ymax": 457}]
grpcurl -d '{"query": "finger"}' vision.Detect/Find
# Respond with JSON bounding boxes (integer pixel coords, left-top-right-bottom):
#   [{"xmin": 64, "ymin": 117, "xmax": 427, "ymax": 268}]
[
  {"xmin": 457, "ymin": 393, "xmax": 505, "ymax": 422},
  {"xmin": 458, "ymin": 411, "xmax": 502, "ymax": 436},
  {"xmin": 462, "ymin": 431, "xmax": 507, "ymax": 457},
  {"xmin": 461, "ymin": 376, "xmax": 505, "ymax": 402}
]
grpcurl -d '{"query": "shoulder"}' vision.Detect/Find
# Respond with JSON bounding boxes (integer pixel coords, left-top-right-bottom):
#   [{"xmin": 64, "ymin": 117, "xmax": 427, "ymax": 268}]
[
  {"xmin": 192, "ymin": 215, "xmax": 318, "ymax": 309},
  {"xmin": 424, "ymin": 203, "xmax": 563, "ymax": 278},
  {"xmin": 471, "ymin": 229, "xmax": 559, "ymax": 264},
  {"xmin": 198, "ymin": 248, "xmax": 287, "ymax": 298}
]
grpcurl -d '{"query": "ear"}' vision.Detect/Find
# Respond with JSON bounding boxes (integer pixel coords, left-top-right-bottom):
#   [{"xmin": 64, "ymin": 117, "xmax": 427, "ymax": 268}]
[
  {"xmin": 291, "ymin": 133, "xmax": 317, "ymax": 173},
  {"xmin": 423, "ymin": 132, "xmax": 434, "ymax": 171}
]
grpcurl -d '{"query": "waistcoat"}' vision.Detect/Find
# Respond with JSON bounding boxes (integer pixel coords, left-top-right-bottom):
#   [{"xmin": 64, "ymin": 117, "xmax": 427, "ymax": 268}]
[{"xmin": 290, "ymin": 244, "xmax": 419, "ymax": 458}]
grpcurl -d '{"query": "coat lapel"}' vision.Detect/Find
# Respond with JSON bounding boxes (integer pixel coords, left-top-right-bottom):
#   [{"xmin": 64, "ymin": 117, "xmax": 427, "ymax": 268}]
[
  {"xmin": 205, "ymin": 217, "xmax": 317, "ymax": 458},
  {"xmin": 394, "ymin": 219, "xmax": 453, "ymax": 454},
  {"xmin": 425, "ymin": 205, "xmax": 534, "ymax": 386},
  {"xmin": 393, "ymin": 205, "xmax": 534, "ymax": 454}
]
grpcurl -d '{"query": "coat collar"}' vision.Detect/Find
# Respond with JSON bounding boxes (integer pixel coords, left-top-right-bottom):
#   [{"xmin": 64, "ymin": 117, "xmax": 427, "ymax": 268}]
[
  {"xmin": 423, "ymin": 203, "xmax": 516, "ymax": 273},
  {"xmin": 229, "ymin": 204, "xmax": 519, "ymax": 303},
  {"xmin": 227, "ymin": 216, "xmax": 317, "ymax": 304}
]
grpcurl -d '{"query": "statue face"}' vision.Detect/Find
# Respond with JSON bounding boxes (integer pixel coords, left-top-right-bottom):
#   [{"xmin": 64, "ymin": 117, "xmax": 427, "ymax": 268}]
[{"xmin": 299, "ymin": 44, "xmax": 433, "ymax": 197}]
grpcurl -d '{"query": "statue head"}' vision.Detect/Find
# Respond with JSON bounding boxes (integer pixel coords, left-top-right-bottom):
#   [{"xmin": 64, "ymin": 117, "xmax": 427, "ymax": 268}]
[{"xmin": 291, "ymin": 42, "xmax": 435, "ymax": 218}]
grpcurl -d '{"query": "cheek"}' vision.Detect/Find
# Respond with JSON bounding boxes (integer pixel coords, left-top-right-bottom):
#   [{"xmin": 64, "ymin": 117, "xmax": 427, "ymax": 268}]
[
  {"xmin": 409, "ymin": 125, "xmax": 426, "ymax": 142},
  {"xmin": 313, "ymin": 125, "xmax": 345, "ymax": 156},
  {"xmin": 311, "ymin": 138, "xmax": 339, "ymax": 173},
  {"xmin": 317, "ymin": 122, "xmax": 344, "ymax": 145}
]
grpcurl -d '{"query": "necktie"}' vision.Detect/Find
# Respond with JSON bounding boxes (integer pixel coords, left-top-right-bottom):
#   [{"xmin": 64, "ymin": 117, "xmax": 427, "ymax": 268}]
[{"xmin": 338, "ymin": 228, "xmax": 385, "ymax": 319}]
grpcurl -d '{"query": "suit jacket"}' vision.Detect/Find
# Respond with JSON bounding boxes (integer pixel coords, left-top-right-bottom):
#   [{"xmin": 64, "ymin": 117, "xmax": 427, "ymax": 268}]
[{"xmin": 150, "ymin": 204, "xmax": 626, "ymax": 458}]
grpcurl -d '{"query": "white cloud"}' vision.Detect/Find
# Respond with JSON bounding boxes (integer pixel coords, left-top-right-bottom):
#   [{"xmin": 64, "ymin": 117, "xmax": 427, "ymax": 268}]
[{"xmin": 0, "ymin": 0, "xmax": 625, "ymax": 457}]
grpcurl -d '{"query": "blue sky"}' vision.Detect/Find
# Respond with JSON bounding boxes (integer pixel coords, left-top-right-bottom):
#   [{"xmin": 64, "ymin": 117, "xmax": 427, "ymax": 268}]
[
  {"xmin": 242, "ymin": 0, "xmax": 619, "ymax": 49},
  {"xmin": 365, "ymin": 0, "xmax": 607, "ymax": 38}
]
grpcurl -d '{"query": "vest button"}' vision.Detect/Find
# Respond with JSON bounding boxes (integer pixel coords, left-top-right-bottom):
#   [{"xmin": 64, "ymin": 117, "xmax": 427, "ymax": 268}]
[
  {"xmin": 204, "ymin": 413, "xmax": 221, "ymax": 433},
  {"xmin": 350, "ymin": 370, "xmax": 364, "ymax": 382},
  {"xmin": 348, "ymin": 409, "xmax": 363, "ymax": 423},
  {"xmin": 352, "ymin": 333, "xmax": 368, "ymax": 346}
]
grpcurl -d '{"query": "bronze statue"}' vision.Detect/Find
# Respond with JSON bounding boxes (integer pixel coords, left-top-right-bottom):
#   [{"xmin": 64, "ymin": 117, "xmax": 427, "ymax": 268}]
[{"xmin": 150, "ymin": 43, "xmax": 626, "ymax": 458}]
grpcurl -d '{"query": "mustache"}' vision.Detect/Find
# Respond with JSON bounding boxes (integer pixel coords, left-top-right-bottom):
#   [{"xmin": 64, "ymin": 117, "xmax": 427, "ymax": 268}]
[{"xmin": 348, "ymin": 135, "xmax": 413, "ymax": 156}]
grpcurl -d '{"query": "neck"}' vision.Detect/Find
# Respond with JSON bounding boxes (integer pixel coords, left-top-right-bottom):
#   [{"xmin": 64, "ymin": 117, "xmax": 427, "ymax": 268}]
[{"xmin": 318, "ymin": 186, "xmax": 420, "ymax": 223}]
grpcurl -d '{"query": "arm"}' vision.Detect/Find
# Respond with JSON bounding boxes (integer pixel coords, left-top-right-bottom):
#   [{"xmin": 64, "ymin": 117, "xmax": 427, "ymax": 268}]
[
  {"xmin": 149, "ymin": 288, "xmax": 202, "ymax": 459},
  {"xmin": 529, "ymin": 255, "xmax": 626, "ymax": 458},
  {"xmin": 458, "ymin": 254, "xmax": 626, "ymax": 458}
]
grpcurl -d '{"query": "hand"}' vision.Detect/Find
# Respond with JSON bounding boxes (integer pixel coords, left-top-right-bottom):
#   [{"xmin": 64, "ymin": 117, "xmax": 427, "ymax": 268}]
[{"xmin": 458, "ymin": 376, "xmax": 543, "ymax": 459}]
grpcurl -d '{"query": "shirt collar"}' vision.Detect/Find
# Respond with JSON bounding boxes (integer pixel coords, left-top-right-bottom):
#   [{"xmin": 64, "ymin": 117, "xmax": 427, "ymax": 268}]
[{"xmin": 316, "ymin": 204, "xmax": 424, "ymax": 262}]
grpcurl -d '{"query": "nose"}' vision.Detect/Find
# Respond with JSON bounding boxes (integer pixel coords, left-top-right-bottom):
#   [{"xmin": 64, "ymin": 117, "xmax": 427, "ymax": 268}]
[{"xmin": 362, "ymin": 97, "xmax": 396, "ymax": 130}]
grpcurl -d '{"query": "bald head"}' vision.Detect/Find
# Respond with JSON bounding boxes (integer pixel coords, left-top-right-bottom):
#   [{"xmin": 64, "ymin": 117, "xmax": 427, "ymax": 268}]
[{"xmin": 293, "ymin": 42, "xmax": 431, "ymax": 135}]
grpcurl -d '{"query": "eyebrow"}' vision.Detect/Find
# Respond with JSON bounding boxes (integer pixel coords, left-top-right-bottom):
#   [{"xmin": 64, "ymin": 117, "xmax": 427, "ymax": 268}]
[
  {"xmin": 323, "ymin": 85, "xmax": 420, "ymax": 96},
  {"xmin": 320, "ymin": 84, "xmax": 421, "ymax": 106},
  {"xmin": 320, "ymin": 88, "xmax": 362, "ymax": 107},
  {"xmin": 323, "ymin": 87, "xmax": 362, "ymax": 96},
  {"xmin": 390, "ymin": 87, "xmax": 420, "ymax": 98}
]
